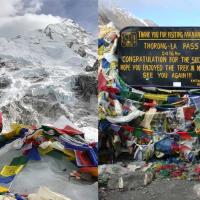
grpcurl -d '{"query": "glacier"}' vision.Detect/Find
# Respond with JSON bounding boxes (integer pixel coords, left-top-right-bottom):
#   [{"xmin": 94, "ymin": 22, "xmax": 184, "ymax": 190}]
[{"xmin": 0, "ymin": 19, "xmax": 97, "ymax": 130}]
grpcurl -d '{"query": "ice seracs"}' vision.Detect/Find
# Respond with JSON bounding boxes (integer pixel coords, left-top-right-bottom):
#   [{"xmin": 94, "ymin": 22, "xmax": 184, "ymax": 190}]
[{"xmin": 0, "ymin": 18, "xmax": 97, "ymax": 130}]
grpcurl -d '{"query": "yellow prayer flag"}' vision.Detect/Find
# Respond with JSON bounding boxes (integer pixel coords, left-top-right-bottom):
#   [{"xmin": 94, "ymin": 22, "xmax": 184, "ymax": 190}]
[
  {"xmin": 0, "ymin": 165, "xmax": 24, "ymax": 177},
  {"xmin": 0, "ymin": 186, "xmax": 9, "ymax": 193}
]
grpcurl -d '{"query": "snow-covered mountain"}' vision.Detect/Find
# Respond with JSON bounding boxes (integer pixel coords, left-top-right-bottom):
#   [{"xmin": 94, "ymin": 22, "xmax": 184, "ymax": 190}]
[
  {"xmin": 0, "ymin": 19, "xmax": 97, "ymax": 129},
  {"xmin": 99, "ymin": 6, "xmax": 157, "ymax": 29}
]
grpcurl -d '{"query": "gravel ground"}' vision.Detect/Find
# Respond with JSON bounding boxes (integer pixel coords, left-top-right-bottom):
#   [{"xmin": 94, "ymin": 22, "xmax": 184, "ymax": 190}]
[
  {"xmin": 99, "ymin": 163, "xmax": 200, "ymax": 200},
  {"xmin": 99, "ymin": 179, "xmax": 199, "ymax": 200}
]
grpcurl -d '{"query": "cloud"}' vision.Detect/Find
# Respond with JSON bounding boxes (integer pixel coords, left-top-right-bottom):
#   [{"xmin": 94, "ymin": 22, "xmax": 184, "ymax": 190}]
[
  {"xmin": 0, "ymin": 14, "xmax": 63, "ymax": 37},
  {"xmin": 0, "ymin": 0, "xmax": 98, "ymax": 37},
  {"xmin": 0, "ymin": 0, "xmax": 64, "ymax": 37},
  {"xmin": 0, "ymin": 0, "xmax": 44, "ymax": 17},
  {"xmin": 21, "ymin": 0, "xmax": 43, "ymax": 14},
  {"xmin": 0, "ymin": 0, "xmax": 22, "ymax": 17}
]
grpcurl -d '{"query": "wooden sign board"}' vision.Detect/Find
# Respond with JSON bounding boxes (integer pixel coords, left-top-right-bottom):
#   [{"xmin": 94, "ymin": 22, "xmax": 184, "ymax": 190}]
[{"xmin": 118, "ymin": 27, "xmax": 200, "ymax": 88}]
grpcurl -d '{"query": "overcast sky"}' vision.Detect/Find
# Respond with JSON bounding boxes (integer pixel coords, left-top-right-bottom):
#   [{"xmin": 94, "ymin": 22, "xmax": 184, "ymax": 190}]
[
  {"xmin": 100, "ymin": 0, "xmax": 200, "ymax": 26},
  {"xmin": 0, "ymin": 0, "xmax": 98, "ymax": 37}
]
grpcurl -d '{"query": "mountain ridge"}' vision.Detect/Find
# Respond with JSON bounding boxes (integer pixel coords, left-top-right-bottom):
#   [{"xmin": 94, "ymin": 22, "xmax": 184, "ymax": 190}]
[{"xmin": 99, "ymin": 6, "xmax": 157, "ymax": 29}]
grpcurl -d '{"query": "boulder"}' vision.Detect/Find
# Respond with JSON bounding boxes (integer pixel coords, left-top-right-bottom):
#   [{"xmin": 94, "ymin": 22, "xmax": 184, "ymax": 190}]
[{"xmin": 0, "ymin": 76, "xmax": 11, "ymax": 88}]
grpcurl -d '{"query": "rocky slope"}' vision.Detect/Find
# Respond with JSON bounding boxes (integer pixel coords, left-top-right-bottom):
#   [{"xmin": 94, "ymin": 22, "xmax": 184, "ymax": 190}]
[
  {"xmin": 99, "ymin": 6, "xmax": 157, "ymax": 29},
  {"xmin": 0, "ymin": 19, "xmax": 97, "ymax": 130}
]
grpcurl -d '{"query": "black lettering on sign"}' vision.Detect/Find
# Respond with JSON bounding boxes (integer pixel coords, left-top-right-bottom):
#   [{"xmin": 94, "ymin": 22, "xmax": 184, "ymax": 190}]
[{"xmin": 117, "ymin": 27, "xmax": 200, "ymax": 88}]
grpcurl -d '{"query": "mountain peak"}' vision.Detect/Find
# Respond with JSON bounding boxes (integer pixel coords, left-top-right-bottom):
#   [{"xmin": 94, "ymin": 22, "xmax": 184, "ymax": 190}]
[
  {"xmin": 43, "ymin": 18, "xmax": 88, "ymax": 41},
  {"xmin": 62, "ymin": 18, "xmax": 79, "ymax": 27}
]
